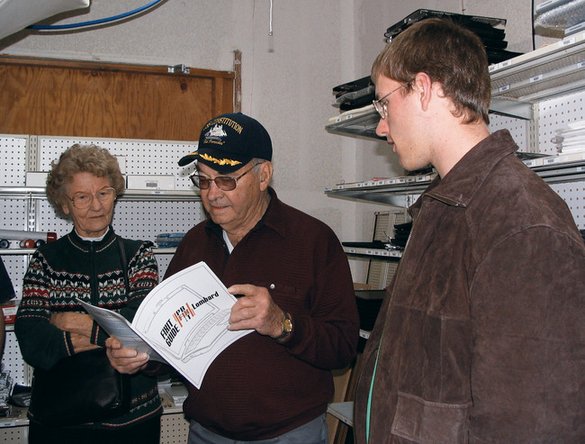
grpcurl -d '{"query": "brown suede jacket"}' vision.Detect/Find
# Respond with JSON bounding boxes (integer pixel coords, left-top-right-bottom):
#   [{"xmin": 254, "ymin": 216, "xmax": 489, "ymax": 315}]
[{"xmin": 354, "ymin": 130, "xmax": 585, "ymax": 443}]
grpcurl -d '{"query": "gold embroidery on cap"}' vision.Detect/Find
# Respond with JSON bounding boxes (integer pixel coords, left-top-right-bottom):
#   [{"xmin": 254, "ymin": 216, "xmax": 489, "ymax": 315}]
[{"xmin": 199, "ymin": 153, "xmax": 242, "ymax": 167}]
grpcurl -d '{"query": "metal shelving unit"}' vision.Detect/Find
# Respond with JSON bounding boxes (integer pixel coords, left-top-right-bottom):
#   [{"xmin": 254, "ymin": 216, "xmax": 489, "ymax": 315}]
[
  {"xmin": 0, "ymin": 186, "xmax": 200, "ymax": 255},
  {"xmin": 343, "ymin": 245, "xmax": 402, "ymax": 260},
  {"xmin": 0, "ymin": 247, "xmax": 178, "ymax": 255},
  {"xmin": 325, "ymin": 35, "xmax": 585, "ymax": 272},
  {"xmin": 325, "ymin": 30, "xmax": 585, "ymax": 138},
  {"xmin": 490, "ymin": 30, "xmax": 585, "ymax": 104},
  {"xmin": 325, "ymin": 104, "xmax": 383, "ymax": 140},
  {"xmin": 325, "ymin": 158, "xmax": 585, "ymax": 204},
  {"xmin": 0, "ymin": 187, "xmax": 200, "ymax": 202},
  {"xmin": 325, "ymin": 172, "xmax": 436, "ymax": 206}
]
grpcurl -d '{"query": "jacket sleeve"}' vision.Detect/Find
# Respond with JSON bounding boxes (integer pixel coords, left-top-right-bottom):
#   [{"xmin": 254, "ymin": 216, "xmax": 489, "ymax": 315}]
[
  {"xmin": 282, "ymin": 230, "xmax": 360, "ymax": 370},
  {"xmin": 469, "ymin": 227, "xmax": 585, "ymax": 442},
  {"xmin": 93, "ymin": 242, "xmax": 159, "ymax": 345},
  {"xmin": 15, "ymin": 252, "xmax": 73, "ymax": 370}
]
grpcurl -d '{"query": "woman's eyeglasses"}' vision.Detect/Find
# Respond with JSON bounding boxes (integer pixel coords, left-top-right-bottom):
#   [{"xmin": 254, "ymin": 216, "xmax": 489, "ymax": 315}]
[
  {"xmin": 68, "ymin": 187, "xmax": 117, "ymax": 209},
  {"xmin": 189, "ymin": 162, "xmax": 263, "ymax": 191}
]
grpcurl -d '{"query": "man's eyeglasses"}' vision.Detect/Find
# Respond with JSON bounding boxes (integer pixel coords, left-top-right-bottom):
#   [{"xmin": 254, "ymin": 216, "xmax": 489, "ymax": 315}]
[
  {"xmin": 372, "ymin": 84, "xmax": 407, "ymax": 120},
  {"xmin": 68, "ymin": 187, "xmax": 117, "ymax": 209},
  {"xmin": 189, "ymin": 162, "xmax": 263, "ymax": 191}
]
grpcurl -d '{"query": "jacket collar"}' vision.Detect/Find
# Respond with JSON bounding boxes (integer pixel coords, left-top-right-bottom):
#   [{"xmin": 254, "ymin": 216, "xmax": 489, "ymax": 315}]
[
  {"xmin": 66, "ymin": 226, "xmax": 117, "ymax": 253},
  {"xmin": 411, "ymin": 129, "xmax": 519, "ymax": 215}
]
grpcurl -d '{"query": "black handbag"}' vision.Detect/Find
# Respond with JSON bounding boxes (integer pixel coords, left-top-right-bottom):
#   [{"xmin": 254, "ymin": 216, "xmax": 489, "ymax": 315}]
[
  {"xmin": 27, "ymin": 347, "xmax": 130, "ymax": 426},
  {"xmin": 27, "ymin": 237, "xmax": 131, "ymax": 426}
]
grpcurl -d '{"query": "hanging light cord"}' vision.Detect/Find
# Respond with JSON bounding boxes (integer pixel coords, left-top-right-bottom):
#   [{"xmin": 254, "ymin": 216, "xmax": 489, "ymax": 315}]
[
  {"xmin": 268, "ymin": 0, "xmax": 273, "ymax": 36},
  {"xmin": 28, "ymin": 0, "xmax": 163, "ymax": 30}
]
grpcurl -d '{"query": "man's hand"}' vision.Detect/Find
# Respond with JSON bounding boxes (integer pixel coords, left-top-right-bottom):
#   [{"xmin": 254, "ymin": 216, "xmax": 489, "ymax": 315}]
[
  {"xmin": 105, "ymin": 337, "xmax": 149, "ymax": 374},
  {"xmin": 227, "ymin": 283, "xmax": 285, "ymax": 338},
  {"xmin": 69, "ymin": 333, "xmax": 100, "ymax": 353},
  {"xmin": 51, "ymin": 312, "xmax": 97, "ymax": 353},
  {"xmin": 51, "ymin": 312, "xmax": 93, "ymax": 336}
]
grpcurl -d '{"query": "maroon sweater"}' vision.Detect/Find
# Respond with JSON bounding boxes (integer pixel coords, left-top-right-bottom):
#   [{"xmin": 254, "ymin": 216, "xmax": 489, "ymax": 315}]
[{"xmin": 164, "ymin": 188, "xmax": 359, "ymax": 440}]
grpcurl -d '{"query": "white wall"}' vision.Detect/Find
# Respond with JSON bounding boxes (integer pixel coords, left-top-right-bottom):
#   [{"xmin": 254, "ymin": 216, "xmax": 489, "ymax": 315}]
[{"xmin": 0, "ymin": 0, "xmax": 548, "ymax": 260}]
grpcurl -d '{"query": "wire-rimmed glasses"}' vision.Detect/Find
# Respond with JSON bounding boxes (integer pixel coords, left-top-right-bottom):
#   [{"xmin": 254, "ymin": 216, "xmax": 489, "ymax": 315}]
[
  {"xmin": 372, "ymin": 84, "xmax": 407, "ymax": 119},
  {"xmin": 68, "ymin": 187, "xmax": 117, "ymax": 209}
]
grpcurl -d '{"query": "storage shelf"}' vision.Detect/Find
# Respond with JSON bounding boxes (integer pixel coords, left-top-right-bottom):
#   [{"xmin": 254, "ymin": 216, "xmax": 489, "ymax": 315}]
[
  {"xmin": 326, "ymin": 158, "xmax": 585, "ymax": 204},
  {"xmin": 0, "ymin": 249, "xmax": 35, "ymax": 255},
  {"xmin": 531, "ymin": 159, "xmax": 585, "ymax": 183},
  {"xmin": 325, "ymin": 105, "xmax": 383, "ymax": 140},
  {"xmin": 490, "ymin": 30, "xmax": 585, "ymax": 103},
  {"xmin": 0, "ymin": 187, "xmax": 200, "ymax": 201},
  {"xmin": 0, "ymin": 247, "xmax": 177, "ymax": 255},
  {"xmin": 325, "ymin": 172, "xmax": 435, "ymax": 205},
  {"xmin": 343, "ymin": 246, "xmax": 402, "ymax": 260},
  {"xmin": 325, "ymin": 31, "xmax": 585, "ymax": 139}
]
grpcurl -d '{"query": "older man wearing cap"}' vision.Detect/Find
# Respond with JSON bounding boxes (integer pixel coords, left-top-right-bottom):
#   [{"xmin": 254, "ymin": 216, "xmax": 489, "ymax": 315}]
[{"xmin": 109, "ymin": 112, "xmax": 359, "ymax": 443}]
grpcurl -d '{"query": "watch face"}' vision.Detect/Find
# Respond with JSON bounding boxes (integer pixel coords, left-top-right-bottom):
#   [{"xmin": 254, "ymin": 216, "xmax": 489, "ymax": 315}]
[{"xmin": 283, "ymin": 317, "xmax": 293, "ymax": 333}]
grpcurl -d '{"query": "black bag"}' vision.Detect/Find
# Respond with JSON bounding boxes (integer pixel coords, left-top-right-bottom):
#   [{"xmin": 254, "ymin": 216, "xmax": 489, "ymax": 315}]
[{"xmin": 28, "ymin": 347, "xmax": 130, "ymax": 426}]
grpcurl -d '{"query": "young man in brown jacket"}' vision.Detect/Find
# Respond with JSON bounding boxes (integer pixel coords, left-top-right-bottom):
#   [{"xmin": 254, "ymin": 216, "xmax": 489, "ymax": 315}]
[{"xmin": 355, "ymin": 18, "xmax": 585, "ymax": 443}]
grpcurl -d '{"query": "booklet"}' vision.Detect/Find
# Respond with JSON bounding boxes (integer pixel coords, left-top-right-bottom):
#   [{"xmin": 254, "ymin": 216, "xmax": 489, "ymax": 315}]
[{"xmin": 78, "ymin": 261, "xmax": 252, "ymax": 389}]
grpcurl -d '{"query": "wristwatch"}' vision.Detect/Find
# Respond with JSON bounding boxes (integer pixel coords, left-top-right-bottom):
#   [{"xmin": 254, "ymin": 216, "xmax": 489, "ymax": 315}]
[{"xmin": 275, "ymin": 312, "xmax": 293, "ymax": 342}]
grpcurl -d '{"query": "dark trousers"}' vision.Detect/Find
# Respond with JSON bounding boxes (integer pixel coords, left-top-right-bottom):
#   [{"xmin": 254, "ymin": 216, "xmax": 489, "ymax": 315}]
[{"xmin": 28, "ymin": 414, "xmax": 161, "ymax": 444}]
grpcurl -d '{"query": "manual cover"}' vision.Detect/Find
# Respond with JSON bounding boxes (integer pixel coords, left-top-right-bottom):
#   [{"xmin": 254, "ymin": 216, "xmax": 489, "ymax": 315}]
[{"xmin": 78, "ymin": 261, "xmax": 252, "ymax": 389}]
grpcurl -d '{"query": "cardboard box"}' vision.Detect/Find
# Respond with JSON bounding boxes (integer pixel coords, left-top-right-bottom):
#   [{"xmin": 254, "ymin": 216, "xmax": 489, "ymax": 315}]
[{"xmin": 126, "ymin": 175, "xmax": 175, "ymax": 191}]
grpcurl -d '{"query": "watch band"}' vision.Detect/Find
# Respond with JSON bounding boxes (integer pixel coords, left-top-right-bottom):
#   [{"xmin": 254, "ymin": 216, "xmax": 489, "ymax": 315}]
[{"xmin": 275, "ymin": 312, "xmax": 293, "ymax": 342}]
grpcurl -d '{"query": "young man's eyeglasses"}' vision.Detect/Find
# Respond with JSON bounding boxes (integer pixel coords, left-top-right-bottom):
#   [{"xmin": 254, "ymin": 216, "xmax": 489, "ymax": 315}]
[
  {"xmin": 372, "ymin": 84, "xmax": 407, "ymax": 120},
  {"xmin": 189, "ymin": 162, "xmax": 264, "ymax": 191},
  {"xmin": 68, "ymin": 187, "xmax": 117, "ymax": 209}
]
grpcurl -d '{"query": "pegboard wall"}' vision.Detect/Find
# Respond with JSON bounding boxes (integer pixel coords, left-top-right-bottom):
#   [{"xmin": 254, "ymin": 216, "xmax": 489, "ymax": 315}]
[
  {"xmin": 161, "ymin": 412, "xmax": 190, "ymax": 444},
  {"xmin": 488, "ymin": 109, "xmax": 529, "ymax": 148},
  {"xmin": 0, "ymin": 135, "xmax": 28, "ymax": 186},
  {"xmin": 535, "ymin": 90, "xmax": 585, "ymax": 155},
  {"xmin": 3, "ymin": 331, "xmax": 27, "ymax": 386},
  {"xmin": 32, "ymin": 135, "xmax": 201, "ymax": 189},
  {"xmin": 489, "ymin": 89, "xmax": 585, "ymax": 228}
]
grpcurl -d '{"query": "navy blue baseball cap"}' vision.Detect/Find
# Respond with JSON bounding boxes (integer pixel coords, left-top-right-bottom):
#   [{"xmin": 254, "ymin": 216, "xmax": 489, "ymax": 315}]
[{"xmin": 178, "ymin": 112, "xmax": 272, "ymax": 173}]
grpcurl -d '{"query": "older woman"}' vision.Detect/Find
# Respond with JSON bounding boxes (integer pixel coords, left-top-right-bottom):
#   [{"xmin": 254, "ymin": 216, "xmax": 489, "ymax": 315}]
[{"xmin": 15, "ymin": 144, "xmax": 162, "ymax": 444}]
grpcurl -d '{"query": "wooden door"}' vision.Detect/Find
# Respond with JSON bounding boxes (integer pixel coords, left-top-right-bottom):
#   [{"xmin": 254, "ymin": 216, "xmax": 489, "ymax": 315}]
[{"xmin": 0, "ymin": 56, "xmax": 235, "ymax": 141}]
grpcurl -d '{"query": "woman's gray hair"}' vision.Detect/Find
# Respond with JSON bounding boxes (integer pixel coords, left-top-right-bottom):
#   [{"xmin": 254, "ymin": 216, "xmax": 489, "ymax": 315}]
[{"xmin": 46, "ymin": 144, "xmax": 125, "ymax": 219}]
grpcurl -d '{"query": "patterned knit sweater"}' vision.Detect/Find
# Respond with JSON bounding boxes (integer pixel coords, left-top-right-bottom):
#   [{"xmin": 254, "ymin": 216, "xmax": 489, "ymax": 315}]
[{"xmin": 15, "ymin": 227, "xmax": 163, "ymax": 428}]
